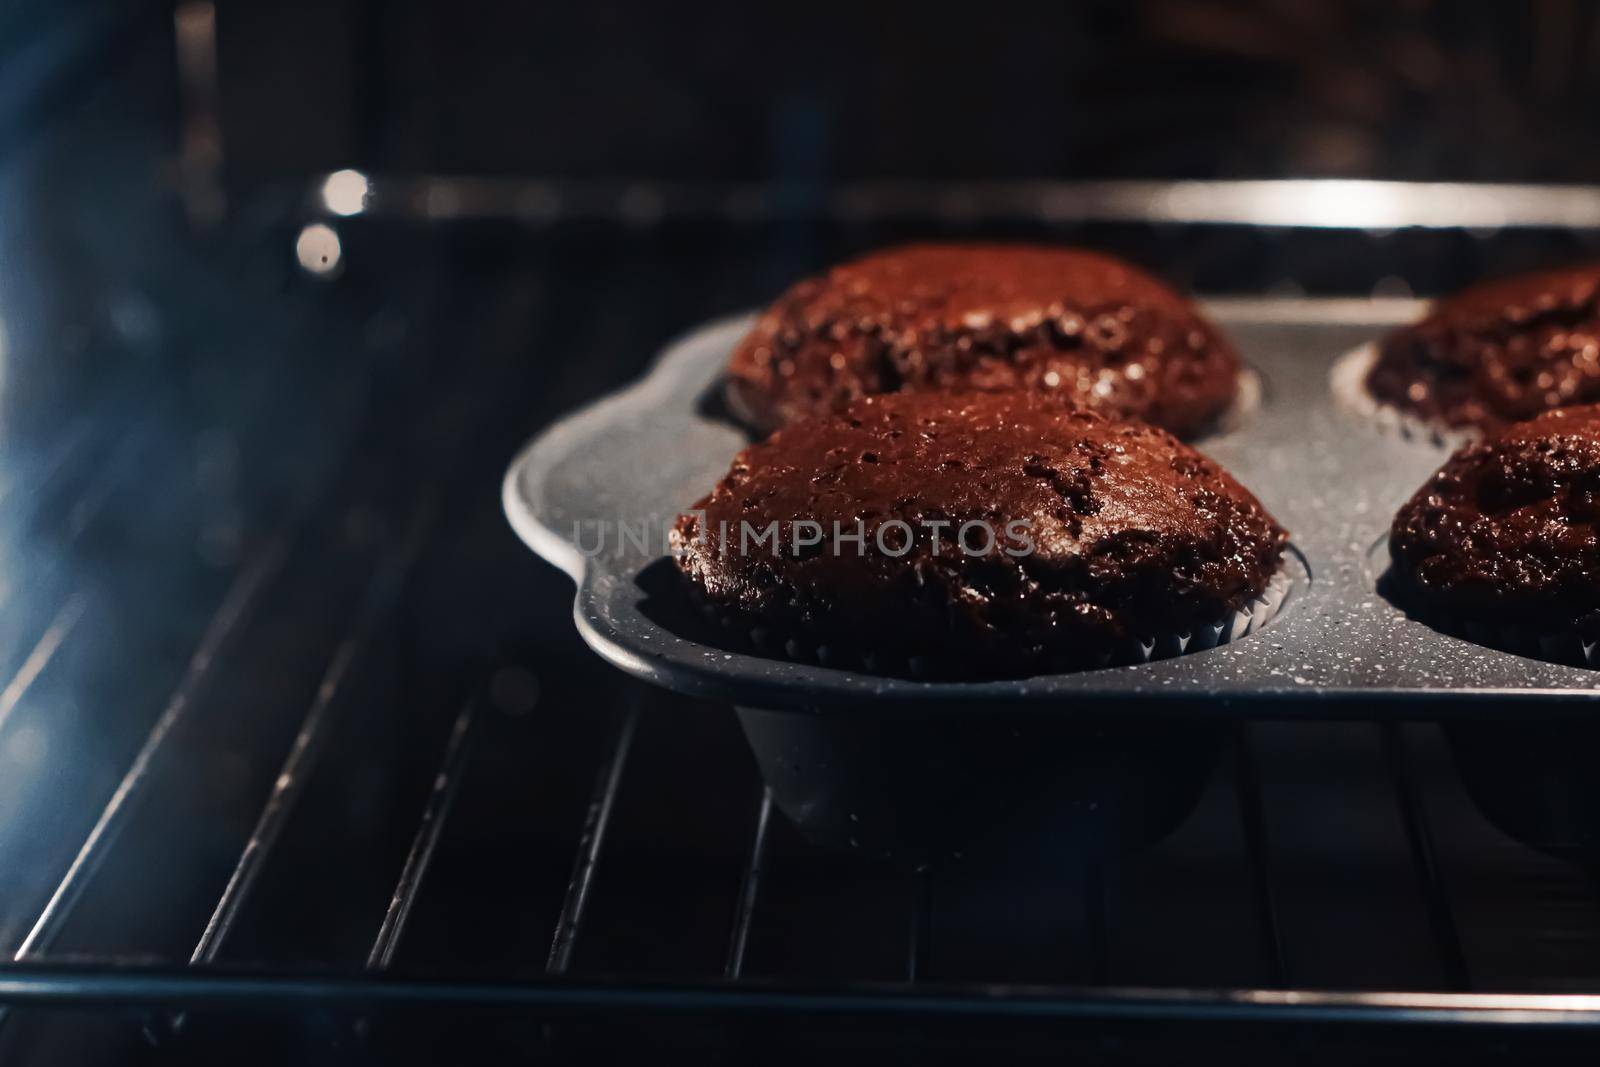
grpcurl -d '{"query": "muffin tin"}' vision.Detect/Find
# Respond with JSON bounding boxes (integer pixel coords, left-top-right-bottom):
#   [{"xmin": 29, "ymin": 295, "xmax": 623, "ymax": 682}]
[
  {"xmin": 504, "ymin": 298, "xmax": 1600, "ymax": 715},
  {"xmin": 507, "ymin": 296, "xmax": 1600, "ymax": 860}
]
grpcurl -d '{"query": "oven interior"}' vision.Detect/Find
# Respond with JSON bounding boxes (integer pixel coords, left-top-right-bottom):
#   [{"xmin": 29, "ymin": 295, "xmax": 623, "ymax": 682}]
[{"xmin": 5, "ymin": 3, "xmax": 1600, "ymax": 1063}]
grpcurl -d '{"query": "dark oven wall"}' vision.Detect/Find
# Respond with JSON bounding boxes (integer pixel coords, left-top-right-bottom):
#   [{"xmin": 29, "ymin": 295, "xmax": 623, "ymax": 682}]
[{"xmin": 216, "ymin": 0, "xmax": 1600, "ymax": 188}]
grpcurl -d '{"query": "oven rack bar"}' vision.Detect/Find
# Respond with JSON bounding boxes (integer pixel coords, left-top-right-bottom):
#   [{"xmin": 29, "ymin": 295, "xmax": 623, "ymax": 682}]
[
  {"xmin": 306, "ymin": 175, "xmax": 1600, "ymax": 231},
  {"xmin": 1384, "ymin": 723, "xmax": 1472, "ymax": 992},
  {"xmin": 722, "ymin": 788, "xmax": 774, "ymax": 981},
  {"xmin": 1232, "ymin": 724, "xmax": 1288, "ymax": 987},
  {"xmin": 367, "ymin": 694, "xmax": 483, "ymax": 972},
  {"xmin": 12, "ymin": 531, "xmax": 293, "ymax": 963},
  {"xmin": 0, "ymin": 962, "xmax": 1595, "ymax": 1028},
  {"xmin": 191, "ymin": 497, "xmax": 439, "ymax": 965},
  {"xmin": 546, "ymin": 705, "xmax": 640, "ymax": 975}
]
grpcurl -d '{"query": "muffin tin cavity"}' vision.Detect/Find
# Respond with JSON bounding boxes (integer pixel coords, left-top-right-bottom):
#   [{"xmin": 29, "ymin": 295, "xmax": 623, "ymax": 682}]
[
  {"xmin": 1329, "ymin": 342, "xmax": 1476, "ymax": 450},
  {"xmin": 1367, "ymin": 534, "xmax": 1598, "ymax": 669}
]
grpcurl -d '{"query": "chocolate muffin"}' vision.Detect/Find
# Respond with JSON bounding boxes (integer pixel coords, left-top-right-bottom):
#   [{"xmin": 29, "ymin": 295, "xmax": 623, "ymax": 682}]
[
  {"xmin": 726, "ymin": 244, "xmax": 1241, "ymax": 439},
  {"xmin": 672, "ymin": 391, "xmax": 1288, "ymax": 679},
  {"xmin": 1390, "ymin": 404, "xmax": 1600, "ymax": 645},
  {"xmin": 1367, "ymin": 264, "xmax": 1600, "ymax": 434}
]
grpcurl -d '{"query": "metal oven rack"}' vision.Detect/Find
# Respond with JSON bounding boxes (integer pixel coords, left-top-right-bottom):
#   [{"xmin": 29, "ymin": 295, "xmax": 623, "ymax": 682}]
[{"xmin": 3, "ymin": 196, "xmax": 1600, "ymax": 1063}]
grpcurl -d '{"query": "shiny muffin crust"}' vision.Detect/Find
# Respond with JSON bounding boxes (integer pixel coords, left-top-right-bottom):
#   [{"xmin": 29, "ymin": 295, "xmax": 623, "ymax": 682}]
[
  {"xmin": 726, "ymin": 243, "xmax": 1240, "ymax": 439},
  {"xmin": 1390, "ymin": 404, "xmax": 1600, "ymax": 637},
  {"xmin": 672, "ymin": 391, "xmax": 1287, "ymax": 679},
  {"xmin": 1368, "ymin": 263, "xmax": 1600, "ymax": 433}
]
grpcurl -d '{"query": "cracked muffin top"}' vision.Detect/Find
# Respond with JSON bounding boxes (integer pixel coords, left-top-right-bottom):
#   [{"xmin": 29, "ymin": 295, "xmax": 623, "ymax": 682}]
[
  {"xmin": 672, "ymin": 391, "xmax": 1286, "ymax": 678},
  {"xmin": 1367, "ymin": 263, "xmax": 1600, "ymax": 432},
  {"xmin": 725, "ymin": 243, "xmax": 1241, "ymax": 439},
  {"xmin": 1390, "ymin": 403, "xmax": 1600, "ymax": 636}
]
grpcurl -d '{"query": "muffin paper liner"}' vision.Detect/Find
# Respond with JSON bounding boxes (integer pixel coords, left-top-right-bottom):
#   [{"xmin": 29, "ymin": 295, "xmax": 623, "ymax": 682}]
[
  {"xmin": 703, "ymin": 565, "xmax": 1294, "ymax": 679},
  {"xmin": 1328, "ymin": 342, "xmax": 1478, "ymax": 450},
  {"xmin": 1405, "ymin": 605, "xmax": 1600, "ymax": 668}
]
